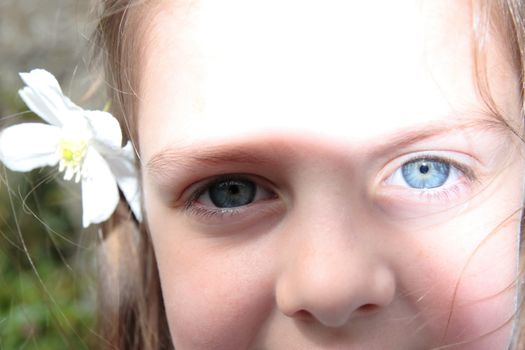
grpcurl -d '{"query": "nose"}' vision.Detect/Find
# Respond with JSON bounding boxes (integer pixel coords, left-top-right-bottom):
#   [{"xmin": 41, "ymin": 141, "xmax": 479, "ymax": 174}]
[{"xmin": 275, "ymin": 205, "xmax": 396, "ymax": 328}]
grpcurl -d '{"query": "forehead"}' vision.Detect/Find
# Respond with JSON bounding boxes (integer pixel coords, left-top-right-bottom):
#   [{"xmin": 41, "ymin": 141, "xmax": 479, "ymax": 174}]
[{"xmin": 137, "ymin": 0, "xmax": 518, "ymax": 160}]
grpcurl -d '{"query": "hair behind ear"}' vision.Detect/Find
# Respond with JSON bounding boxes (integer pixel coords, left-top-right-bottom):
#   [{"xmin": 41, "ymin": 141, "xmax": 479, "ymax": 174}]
[{"xmin": 96, "ymin": 199, "xmax": 173, "ymax": 350}]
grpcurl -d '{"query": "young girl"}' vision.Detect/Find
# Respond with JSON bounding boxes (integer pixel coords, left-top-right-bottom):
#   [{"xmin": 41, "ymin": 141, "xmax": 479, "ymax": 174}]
[{"xmin": 2, "ymin": 0, "xmax": 525, "ymax": 349}]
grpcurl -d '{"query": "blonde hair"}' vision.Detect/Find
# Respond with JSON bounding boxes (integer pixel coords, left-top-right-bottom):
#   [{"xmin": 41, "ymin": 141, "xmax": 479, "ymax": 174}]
[
  {"xmin": 92, "ymin": 1, "xmax": 172, "ymax": 349},
  {"xmin": 91, "ymin": 1, "xmax": 525, "ymax": 349}
]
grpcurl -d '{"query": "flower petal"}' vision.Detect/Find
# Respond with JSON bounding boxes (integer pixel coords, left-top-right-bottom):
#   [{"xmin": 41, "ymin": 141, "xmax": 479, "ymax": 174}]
[
  {"xmin": 84, "ymin": 110, "xmax": 123, "ymax": 153},
  {"xmin": 18, "ymin": 69, "xmax": 82, "ymax": 126},
  {"xmin": 81, "ymin": 148, "xmax": 119, "ymax": 227},
  {"xmin": 0, "ymin": 123, "xmax": 60, "ymax": 172},
  {"xmin": 105, "ymin": 142, "xmax": 142, "ymax": 221}
]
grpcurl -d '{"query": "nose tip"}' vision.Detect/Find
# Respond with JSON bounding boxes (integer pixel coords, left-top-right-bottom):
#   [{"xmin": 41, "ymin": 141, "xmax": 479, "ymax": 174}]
[{"xmin": 276, "ymin": 262, "xmax": 396, "ymax": 328}]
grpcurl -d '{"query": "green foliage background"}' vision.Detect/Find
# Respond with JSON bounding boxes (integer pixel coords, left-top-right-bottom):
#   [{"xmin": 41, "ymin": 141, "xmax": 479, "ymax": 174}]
[
  {"xmin": 0, "ymin": 163, "xmax": 97, "ymax": 349},
  {"xmin": 0, "ymin": 1, "xmax": 103, "ymax": 348}
]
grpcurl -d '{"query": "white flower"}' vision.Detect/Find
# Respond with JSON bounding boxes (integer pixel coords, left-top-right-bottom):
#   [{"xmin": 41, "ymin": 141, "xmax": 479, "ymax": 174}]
[{"xmin": 0, "ymin": 69, "xmax": 142, "ymax": 228}]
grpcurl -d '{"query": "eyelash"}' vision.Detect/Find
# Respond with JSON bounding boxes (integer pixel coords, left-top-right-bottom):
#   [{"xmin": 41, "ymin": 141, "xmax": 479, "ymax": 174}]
[
  {"xmin": 384, "ymin": 153, "xmax": 478, "ymax": 203},
  {"xmin": 414, "ymin": 154, "xmax": 476, "ymax": 180},
  {"xmin": 183, "ymin": 174, "xmax": 276, "ymax": 220},
  {"xmin": 185, "ymin": 205, "xmax": 245, "ymax": 221}
]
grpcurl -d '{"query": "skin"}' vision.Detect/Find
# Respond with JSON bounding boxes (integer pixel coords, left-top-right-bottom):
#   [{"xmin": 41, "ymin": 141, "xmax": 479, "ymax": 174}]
[{"xmin": 137, "ymin": 1, "xmax": 524, "ymax": 349}]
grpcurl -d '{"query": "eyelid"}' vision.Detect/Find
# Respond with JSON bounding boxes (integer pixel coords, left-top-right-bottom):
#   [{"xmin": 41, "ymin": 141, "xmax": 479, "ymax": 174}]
[
  {"xmin": 406, "ymin": 155, "xmax": 476, "ymax": 181},
  {"xmin": 373, "ymin": 151, "xmax": 483, "ymax": 215},
  {"xmin": 378, "ymin": 151, "xmax": 478, "ymax": 187},
  {"xmin": 182, "ymin": 173, "xmax": 277, "ymax": 210},
  {"xmin": 177, "ymin": 173, "xmax": 283, "ymax": 227}
]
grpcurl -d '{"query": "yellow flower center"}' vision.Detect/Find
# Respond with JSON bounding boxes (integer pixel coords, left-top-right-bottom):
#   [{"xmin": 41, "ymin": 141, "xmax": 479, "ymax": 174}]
[
  {"xmin": 60, "ymin": 141, "xmax": 86, "ymax": 163},
  {"xmin": 58, "ymin": 139, "xmax": 88, "ymax": 182}
]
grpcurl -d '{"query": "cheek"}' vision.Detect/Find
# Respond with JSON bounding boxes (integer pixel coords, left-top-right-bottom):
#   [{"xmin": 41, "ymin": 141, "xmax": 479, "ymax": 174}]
[
  {"xmin": 445, "ymin": 224, "xmax": 518, "ymax": 346},
  {"xmin": 148, "ymin": 211, "xmax": 277, "ymax": 350},
  {"xmin": 403, "ymin": 216, "xmax": 519, "ymax": 347}
]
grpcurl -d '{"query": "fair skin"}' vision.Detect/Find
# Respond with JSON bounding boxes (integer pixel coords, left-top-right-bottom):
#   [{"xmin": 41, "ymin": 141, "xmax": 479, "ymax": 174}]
[{"xmin": 138, "ymin": 1, "xmax": 523, "ymax": 349}]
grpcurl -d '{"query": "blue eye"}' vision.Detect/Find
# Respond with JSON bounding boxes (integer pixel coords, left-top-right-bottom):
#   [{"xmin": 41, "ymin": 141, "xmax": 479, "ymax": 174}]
[
  {"xmin": 208, "ymin": 179, "xmax": 256, "ymax": 208},
  {"xmin": 192, "ymin": 175, "xmax": 276, "ymax": 212},
  {"xmin": 184, "ymin": 175, "xmax": 279, "ymax": 224},
  {"xmin": 382, "ymin": 154, "xmax": 475, "ymax": 205},
  {"xmin": 401, "ymin": 159, "xmax": 450, "ymax": 189}
]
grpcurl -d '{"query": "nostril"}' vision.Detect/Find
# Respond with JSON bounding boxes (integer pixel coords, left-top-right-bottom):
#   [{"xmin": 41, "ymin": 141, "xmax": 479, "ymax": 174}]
[
  {"xmin": 357, "ymin": 303, "xmax": 379, "ymax": 313},
  {"xmin": 294, "ymin": 309, "xmax": 316, "ymax": 322}
]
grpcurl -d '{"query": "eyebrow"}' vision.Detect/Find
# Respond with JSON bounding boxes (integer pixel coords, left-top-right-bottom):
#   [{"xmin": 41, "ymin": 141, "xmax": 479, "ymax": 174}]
[
  {"xmin": 147, "ymin": 144, "xmax": 275, "ymax": 180},
  {"xmin": 145, "ymin": 117, "xmax": 506, "ymax": 182}
]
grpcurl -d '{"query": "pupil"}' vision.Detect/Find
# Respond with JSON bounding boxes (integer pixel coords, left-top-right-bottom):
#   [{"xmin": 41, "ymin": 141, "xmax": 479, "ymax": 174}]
[
  {"xmin": 229, "ymin": 185, "xmax": 240, "ymax": 195},
  {"xmin": 419, "ymin": 164, "xmax": 430, "ymax": 174}
]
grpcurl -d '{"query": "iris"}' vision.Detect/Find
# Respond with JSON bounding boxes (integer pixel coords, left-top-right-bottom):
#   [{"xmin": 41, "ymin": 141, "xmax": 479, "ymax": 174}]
[
  {"xmin": 401, "ymin": 159, "xmax": 450, "ymax": 189},
  {"xmin": 209, "ymin": 179, "xmax": 256, "ymax": 208}
]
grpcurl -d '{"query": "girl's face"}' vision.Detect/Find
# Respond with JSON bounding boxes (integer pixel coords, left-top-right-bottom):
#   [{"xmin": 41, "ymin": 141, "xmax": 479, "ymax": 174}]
[{"xmin": 138, "ymin": 1, "xmax": 524, "ymax": 349}]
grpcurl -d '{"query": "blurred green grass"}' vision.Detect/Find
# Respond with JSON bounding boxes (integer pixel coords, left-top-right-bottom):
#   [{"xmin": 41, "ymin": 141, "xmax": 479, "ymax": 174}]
[
  {"xmin": 0, "ymin": 1, "xmax": 100, "ymax": 343},
  {"xmin": 0, "ymin": 91, "xmax": 97, "ymax": 348}
]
